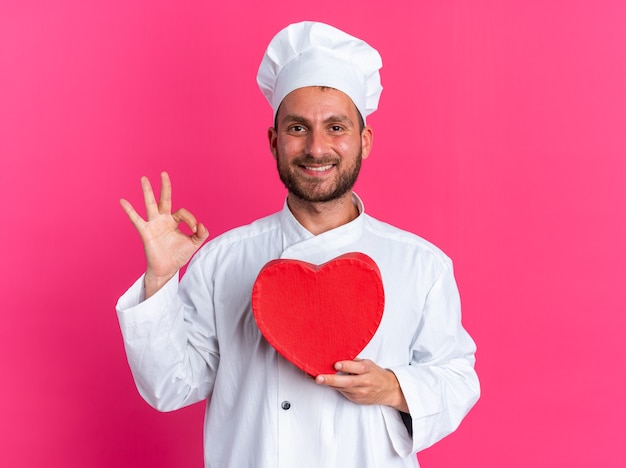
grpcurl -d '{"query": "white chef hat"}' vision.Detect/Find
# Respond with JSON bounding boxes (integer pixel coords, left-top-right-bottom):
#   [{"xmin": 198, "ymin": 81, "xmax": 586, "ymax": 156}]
[{"xmin": 257, "ymin": 21, "xmax": 383, "ymax": 122}]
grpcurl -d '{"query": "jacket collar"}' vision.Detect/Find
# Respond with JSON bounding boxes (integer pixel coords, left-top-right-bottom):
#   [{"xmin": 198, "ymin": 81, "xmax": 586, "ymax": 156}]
[{"xmin": 279, "ymin": 193, "xmax": 365, "ymax": 263}]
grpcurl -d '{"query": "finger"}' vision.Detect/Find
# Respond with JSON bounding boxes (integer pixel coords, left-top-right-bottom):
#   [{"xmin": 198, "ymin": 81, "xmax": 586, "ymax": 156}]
[
  {"xmin": 191, "ymin": 222, "xmax": 210, "ymax": 246},
  {"xmin": 119, "ymin": 198, "xmax": 146, "ymax": 229},
  {"xmin": 315, "ymin": 372, "xmax": 358, "ymax": 388},
  {"xmin": 158, "ymin": 171, "xmax": 172, "ymax": 213},
  {"xmin": 141, "ymin": 176, "xmax": 159, "ymax": 219},
  {"xmin": 172, "ymin": 208, "xmax": 200, "ymax": 233},
  {"xmin": 334, "ymin": 359, "xmax": 369, "ymax": 375}
]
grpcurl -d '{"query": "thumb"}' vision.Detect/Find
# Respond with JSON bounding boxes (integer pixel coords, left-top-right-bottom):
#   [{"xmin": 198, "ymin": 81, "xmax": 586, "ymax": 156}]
[{"xmin": 191, "ymin": 223, "xmax": 210, "ymax": 246}]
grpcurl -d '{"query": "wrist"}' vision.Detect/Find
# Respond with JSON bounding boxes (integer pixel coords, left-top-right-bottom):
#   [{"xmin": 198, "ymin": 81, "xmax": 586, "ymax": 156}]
[
  {"xmin": 385, "ymin": 369, "xmax": 409, "ymax": 413},
  {"xmin": 144, "ymin": 271, "xmax": 177, "ymax": 298}
]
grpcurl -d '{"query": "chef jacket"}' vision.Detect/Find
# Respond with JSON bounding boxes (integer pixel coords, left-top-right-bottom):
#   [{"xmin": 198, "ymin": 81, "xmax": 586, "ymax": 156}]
[{"xmin": 116, "ymin": 194, "xmax": 480, "ymax": 468}]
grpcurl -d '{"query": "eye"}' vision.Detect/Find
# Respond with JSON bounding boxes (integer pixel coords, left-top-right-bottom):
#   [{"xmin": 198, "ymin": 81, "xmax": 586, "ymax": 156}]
[
  {"xmin": 329, "ymin": 125, "xmax": 345, "ymax": 133},
  {"xmin": 288, "ymin": 125, "xmax": 306, "ymax": 133}
]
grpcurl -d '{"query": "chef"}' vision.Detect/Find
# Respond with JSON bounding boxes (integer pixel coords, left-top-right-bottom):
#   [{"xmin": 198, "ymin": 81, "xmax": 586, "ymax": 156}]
[{"xmin": 117, "ymin": 21, "xmax": 480, "ymax": 468}]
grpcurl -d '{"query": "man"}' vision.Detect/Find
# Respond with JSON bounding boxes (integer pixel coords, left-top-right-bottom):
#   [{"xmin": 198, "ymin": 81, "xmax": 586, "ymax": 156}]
[{"xmin": 117, "ymin": 21, "xmax": 479, "ymax": 467}]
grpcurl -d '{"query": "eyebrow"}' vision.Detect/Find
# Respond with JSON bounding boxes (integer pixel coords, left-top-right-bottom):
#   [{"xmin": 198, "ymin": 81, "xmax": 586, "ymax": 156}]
[{"xmin": 280, "ymin": 113, "xmax": 355, "ymax": 128}]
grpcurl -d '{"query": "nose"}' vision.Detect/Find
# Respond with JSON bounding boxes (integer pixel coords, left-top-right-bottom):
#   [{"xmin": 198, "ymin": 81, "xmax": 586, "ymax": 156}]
[{"xmin": 304, "ymin": 129, "xmax": 330, "ymax": 158}]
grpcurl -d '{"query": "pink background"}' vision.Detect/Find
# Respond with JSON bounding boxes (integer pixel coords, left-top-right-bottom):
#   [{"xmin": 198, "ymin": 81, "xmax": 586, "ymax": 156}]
[{"xmin": 1, "ymin": 1, "xmax": 625, "ymax": 466}]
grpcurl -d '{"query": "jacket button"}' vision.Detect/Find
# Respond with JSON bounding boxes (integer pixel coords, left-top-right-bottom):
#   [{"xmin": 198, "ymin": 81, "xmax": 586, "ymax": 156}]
[{"xmin": 281, "ymin": 401, "xmax": 291, "ymax": 410}]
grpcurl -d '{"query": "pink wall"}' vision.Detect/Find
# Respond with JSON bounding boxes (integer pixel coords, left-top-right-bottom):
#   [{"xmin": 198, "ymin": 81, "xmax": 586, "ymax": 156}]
[{"xmin": 2, "ymin": 1, "xmax": 625, "ymax": 466}]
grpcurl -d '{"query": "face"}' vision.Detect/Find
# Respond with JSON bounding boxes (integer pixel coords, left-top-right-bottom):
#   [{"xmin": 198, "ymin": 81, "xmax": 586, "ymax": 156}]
[{"xmin": 268, "ymin": 86, "xmax": 373, "ymax": 203}]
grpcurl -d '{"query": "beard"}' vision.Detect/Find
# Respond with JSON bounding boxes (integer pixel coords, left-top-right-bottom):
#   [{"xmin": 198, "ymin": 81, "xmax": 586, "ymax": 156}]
[{"xmin": 276, "ymin": 148, "xmax": 363, "ymax": 203}]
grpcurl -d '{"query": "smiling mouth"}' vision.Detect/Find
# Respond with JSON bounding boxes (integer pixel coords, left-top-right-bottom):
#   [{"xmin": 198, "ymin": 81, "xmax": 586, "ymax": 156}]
[{"xmin": 303, "ymin": 164, "xmax": 334, "ymax": 172}]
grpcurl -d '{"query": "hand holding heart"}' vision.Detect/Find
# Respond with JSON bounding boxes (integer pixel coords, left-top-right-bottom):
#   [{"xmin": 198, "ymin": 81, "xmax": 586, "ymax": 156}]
[
  {"xmin": 316, "ymin": 359, "xmax": 408, "ymax": 412},
  {"xmin": 252, "ymin": 253, "xmax": 408, "ymax": 412}
]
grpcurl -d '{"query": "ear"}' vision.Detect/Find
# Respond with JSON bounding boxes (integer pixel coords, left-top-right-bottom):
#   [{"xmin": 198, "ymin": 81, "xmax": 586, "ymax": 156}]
[
  {"xmin": 268, "ymin": 127, "xmax": 278, "ymax": 160},
  {"xmin": 360, "ymin": 125, "xmax": 374, "ymax": 160}
]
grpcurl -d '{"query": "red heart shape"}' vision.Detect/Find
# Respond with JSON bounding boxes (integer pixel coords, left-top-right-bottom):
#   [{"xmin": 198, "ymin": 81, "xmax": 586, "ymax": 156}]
[{"xmin": 251, "ymin": 252, "xmax": 385, "ymax": 376}]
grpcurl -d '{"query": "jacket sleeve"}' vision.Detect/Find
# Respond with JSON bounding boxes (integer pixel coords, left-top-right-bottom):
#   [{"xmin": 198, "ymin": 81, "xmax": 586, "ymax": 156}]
[
  {"xmin": 116, "ymin": 255, "xmax": 220, "ymax": 412},
  {"xmin": 385, "ymin": 260, "xmax": 480, "ymax": 456}
]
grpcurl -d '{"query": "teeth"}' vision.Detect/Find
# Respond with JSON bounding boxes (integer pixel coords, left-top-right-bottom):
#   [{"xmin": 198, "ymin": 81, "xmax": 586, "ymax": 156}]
[{"xmin": 305, "ymin": 165, "xmax": 333, "ymax": 172}]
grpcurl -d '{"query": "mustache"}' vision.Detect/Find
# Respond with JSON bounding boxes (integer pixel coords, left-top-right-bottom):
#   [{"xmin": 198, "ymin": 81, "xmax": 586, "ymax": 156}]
[{"xmin": 292, "ymin": 155, "xmax": 340, "ymax": 166}]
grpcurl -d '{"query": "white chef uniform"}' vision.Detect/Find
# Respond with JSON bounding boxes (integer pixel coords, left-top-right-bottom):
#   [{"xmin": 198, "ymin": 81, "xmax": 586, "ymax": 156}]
[{"xmin": 117, "ymin": 194, "xmax": 479, "ymax": 468}]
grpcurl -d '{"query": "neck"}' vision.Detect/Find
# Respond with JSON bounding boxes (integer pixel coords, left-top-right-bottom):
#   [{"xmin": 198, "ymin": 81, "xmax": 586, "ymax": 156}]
[{"xmin": 287, "ymin": 192, "xmax": 359, "ymax": 235}]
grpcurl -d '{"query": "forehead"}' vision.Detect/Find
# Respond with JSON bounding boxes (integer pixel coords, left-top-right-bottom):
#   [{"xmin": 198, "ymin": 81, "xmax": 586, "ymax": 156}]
[{"xmin": 277, "ymin": 86, "xmax": 360, "ymax": 123}]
